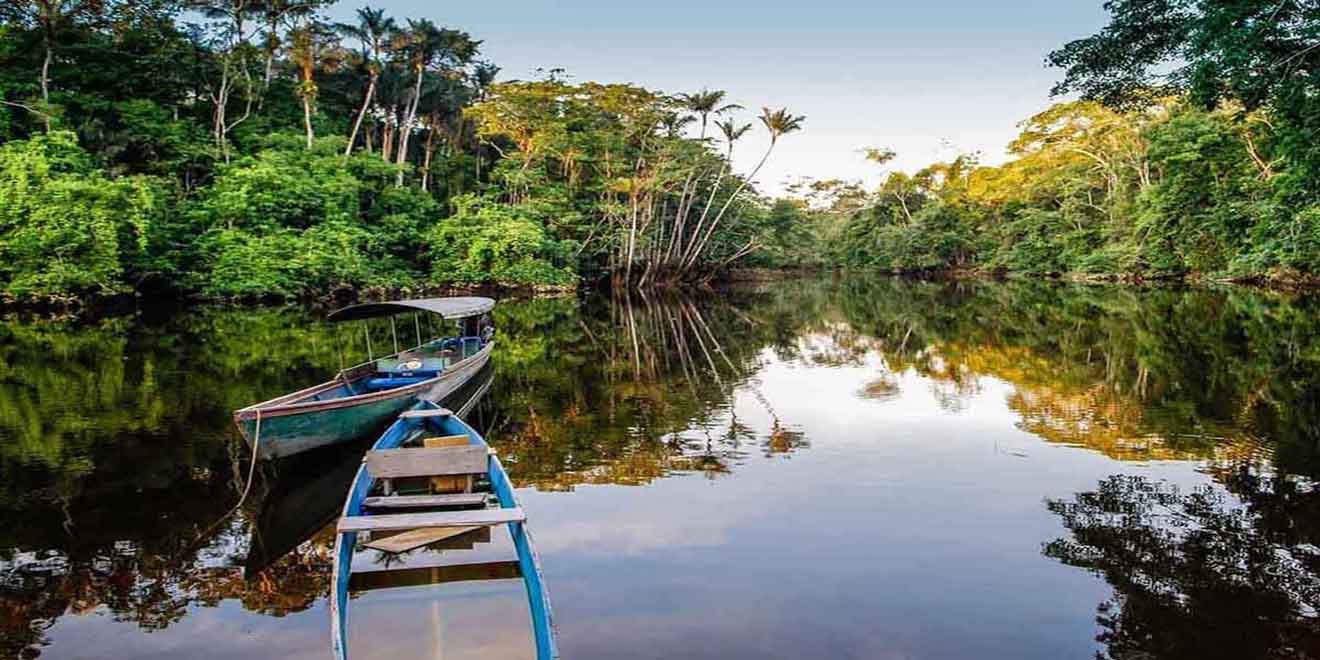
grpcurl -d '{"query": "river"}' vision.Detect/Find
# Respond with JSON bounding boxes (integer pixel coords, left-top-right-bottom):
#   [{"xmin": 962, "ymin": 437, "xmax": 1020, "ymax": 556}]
[{"xmin": 2, "ymin": 276, "xmax": 1318, "ymax": 660}]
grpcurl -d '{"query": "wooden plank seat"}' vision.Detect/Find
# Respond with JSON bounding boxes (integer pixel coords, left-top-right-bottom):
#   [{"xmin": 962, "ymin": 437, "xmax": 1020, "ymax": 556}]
[
  {"xmin": 338, "ymin": 507, "xmax": 526, "ymax": 533},
  {"xmin": 366, "ymin": 444, "xmax": 489, "ymax": 496},
  {"xmin": 398, "ymin": 408, "xmax": 454, "ymax": 419},
  {"xmin": 366, "ymin": 446, "xmax": 488, "ymax": 478},
  {"xmin": 364, "ymin": 526, "xmax": 482, "ymax": 554},
  {"xmin": 363, "ymin": 493, "xmax": 488, "ymax": 509}
]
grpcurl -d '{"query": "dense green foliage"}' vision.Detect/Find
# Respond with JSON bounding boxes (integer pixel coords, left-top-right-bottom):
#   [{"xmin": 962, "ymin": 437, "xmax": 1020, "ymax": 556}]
[
  {"xmin": 426, "ymin": 194, "xmax": 577, "ymax": 286},
  {"xmin": 0, "ymin": 131, "xmax": 165, "ymax": 297},
  {"xmin": 0, "ymin": 1, "xmax": 803, "ymax": 301},
  {"xmin": 4, "ymin": 0, "xmax": 1318, "ymax": 297},
  {"xmin": 823, "ymin": 0, "xmax": 1320, "ymax": 281},
  {"xmin": 827, "ymin": 98, "xmax": 1320, "ymax": 280},
  {"xmin": 185, "ymin": 136, "xmax": 439, "ymax": 296}
]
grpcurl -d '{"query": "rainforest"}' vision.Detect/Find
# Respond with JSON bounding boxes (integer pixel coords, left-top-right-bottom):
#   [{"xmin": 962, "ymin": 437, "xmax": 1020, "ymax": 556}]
[{"xmin": 0, "ymin": 0, "xmax": 1318, "ymax": 303}]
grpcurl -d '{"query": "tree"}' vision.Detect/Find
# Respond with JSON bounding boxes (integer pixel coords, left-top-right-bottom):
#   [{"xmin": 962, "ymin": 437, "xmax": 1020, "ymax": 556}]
[
  {"xmin": 716, "ymin": 118, "xmax": 751, "ymax": 160},
  {"xmin": 1, "ymin": 0, "xmax": 106, "ymax": 131},
  {"xmin": 189, "ymin": 0, "xmax": 262, "ymax": 157},
  {"xmin": 256, "ymin": 0, "xmax": 318, "ymax": 97},
  {"xmin": 680, "ymin": 107, "xmax": 805, "ymax": 272},
  {"xmin": 1047, "ymin": 0, "xmax": 1320, "ymax": 191},
  {"xmin": 286, "ymin": 18, "xmax": 341, "ymax": 149},
  {"xmin": 680, "ymin": 88, "xmax": 741, "ymax": 140},
  {"xmin": 392, "ymin": 21, "xmax": 478, "ymax": 186},
  {"xmin": 0, "ymin": 132, "xmax": 163, "ymax": 297},
  {"xmin": 336, "ymin": 6, "xmax": 395, "ymax": 156}
]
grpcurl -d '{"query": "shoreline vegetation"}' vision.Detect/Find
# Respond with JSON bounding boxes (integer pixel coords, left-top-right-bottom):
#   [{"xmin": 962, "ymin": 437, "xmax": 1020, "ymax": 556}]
[
  {"xmin": 2, "ymin": 0, "xmax": 1319, "ymax": 309},
  {"xmin": 0, "ymin": 0, "xmax": 813, "ymax": 307}
]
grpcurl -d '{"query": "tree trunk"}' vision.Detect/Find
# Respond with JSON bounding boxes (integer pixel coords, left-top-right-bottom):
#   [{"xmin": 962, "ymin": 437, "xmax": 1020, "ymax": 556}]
[
  {"xmin": 302, "ymin": 94, "xmax": 314, "ymax": 149},
  {"xmin": 40, "ymin": 44, "xmax": 52, "ymax": 98},
  {"xmin": 1243, "ymin": 131, "xmax": 1275, "ymax": 179},
  {"xmin": 35, "ymin": 32, "xmax": 53, "ymax": 131},
  {"xmin": 395, "ymin": 68, "xmax": 425, "ymax": 187},
  {"xmin": 345, "ymin": 74, "xmax": 377, "ymax": 156},
  {"xmin": 382, "ymin": 105, "xmax": 396, "ymax": 162},
  {"xmin": 212, "ymin": 64, "xmax": 231, "ymax": 157},
  {"xmin": 895, "ymin": 192, "xmax": 913, "ymax": 224},
  {"xmin": 420, "ymin": 127, "xmax": 436, "ymax": 191},
  {"xmin": 683, "ymin": 139, "xmax": 777, "ymax": 271},
  {"xmin": 680, "ymin": 164, "xmax": 729, "ymax": 267}
]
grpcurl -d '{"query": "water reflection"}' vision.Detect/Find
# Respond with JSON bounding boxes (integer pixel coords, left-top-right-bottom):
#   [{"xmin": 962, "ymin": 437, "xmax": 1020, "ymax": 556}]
[
  {"xmin": 832, "ymin": 279, "xmax": 1320, "ymax": 470},
  {"xmin": 0, "ymin": 278, "xmax": 1319, "ymax": 659},
  {"xmin": 1045, "ymin": 471, "xmax": 1320, "ymax": 659},
  {"xmin": 484, "ymin": 292, "xmax": 809, "ymax": 490}
]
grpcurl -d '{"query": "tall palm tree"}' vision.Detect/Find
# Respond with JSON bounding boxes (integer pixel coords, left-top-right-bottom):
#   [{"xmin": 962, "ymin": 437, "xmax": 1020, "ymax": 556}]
[
  {"xmin": 392, "ymin": 18, "xmax": 441, "ymax": 185},
  {"xmin": 682, "ymin": 107, "xmax": 804, "ymax": 269},
  {"xmin": 287, "ymin": 19, "xmax": 341, "ymax": 148},
  {"xmin": 336, "ymin": 7, "xmax": 395, "ymax": 155},
  {"xmin": 680, "ymin": 89, "xmax": 741, "ymax": 140},
  {"xmin": 660, "ymin": 111, "xmax": 696, "ymax": 138},
  {"xmin": 716, "ymin": 118, "xmax": 752, "ymax": 161},
  {"xmin": 676, "ymin": 117, "xmax": 751, "ymax": 268},
  {"xmin": 257, "ymin": 0, "xmax": 317, "ymax": 98}
]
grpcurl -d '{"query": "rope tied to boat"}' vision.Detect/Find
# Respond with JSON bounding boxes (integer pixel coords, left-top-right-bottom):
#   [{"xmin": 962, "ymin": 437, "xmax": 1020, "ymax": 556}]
[
  {"xmin": 179, "ymin": 409, "xmax": 264, "ymax": 559},
  {"xmin": 234, "ymin": 408, "xmax": 263, "ymax": 507}
]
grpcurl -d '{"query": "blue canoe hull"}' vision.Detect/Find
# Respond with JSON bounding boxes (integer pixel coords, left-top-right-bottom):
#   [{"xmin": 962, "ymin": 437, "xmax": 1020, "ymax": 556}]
[{"xmin": 329, "ymin": 400, "xmax": 558, "ymax": 660}]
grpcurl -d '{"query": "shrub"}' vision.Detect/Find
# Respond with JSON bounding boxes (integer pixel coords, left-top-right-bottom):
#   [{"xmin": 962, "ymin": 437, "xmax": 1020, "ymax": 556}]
[
  {"xmin": 0, "ymin": 132, "xmax": 164, "ymax": 297},
  {"xmin": 427, "ymin": 195, "xmax": 577, "ymax": 286}
]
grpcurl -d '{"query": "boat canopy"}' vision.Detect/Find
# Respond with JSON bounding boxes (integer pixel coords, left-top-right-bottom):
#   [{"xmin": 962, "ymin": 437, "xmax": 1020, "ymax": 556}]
[{"xmin": 328, "ymin": 297, "xmax": 495, "ymax": 323}]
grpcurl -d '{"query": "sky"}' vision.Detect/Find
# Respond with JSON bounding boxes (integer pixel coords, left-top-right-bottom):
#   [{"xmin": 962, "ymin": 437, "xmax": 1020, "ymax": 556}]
[{"xmin": 326, "ymin": 1, "xmax": 1110, "ymax": 195}]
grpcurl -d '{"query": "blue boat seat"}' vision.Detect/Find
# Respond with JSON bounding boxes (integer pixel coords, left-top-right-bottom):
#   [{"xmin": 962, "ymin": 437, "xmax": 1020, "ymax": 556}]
[{"xmin": 364, "ymin": 375, "xmax": 430, "ymax": 391}]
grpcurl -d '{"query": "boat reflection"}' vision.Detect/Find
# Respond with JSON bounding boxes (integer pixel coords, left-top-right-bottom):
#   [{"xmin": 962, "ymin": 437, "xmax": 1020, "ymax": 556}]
[
  {"xmin": 3, "ymin": 277, "xmax": 1320, "ymax": 660},
  {"xmin": 244, "ymin": 364, "xmax": 496, "ymax": 580}
]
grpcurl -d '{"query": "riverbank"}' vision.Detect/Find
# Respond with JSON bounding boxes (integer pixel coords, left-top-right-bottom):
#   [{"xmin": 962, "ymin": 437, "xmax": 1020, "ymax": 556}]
[
  {"xmin": 10, "ymin": 264, "xmax": 1320, "ymax": 319},
  {"xmin": 845, "ymin": 266, "xmax": 1320, "ymax": 293},
  {"xmin": 0, "ymin": 281, "xmax": 578, "ymax": 319}
]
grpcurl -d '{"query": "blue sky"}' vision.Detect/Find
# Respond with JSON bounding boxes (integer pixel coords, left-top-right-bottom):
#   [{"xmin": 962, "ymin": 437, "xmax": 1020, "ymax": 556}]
[{"xmin": 327, "ymin": 1, "xmax": 1109, "ymax": 194}]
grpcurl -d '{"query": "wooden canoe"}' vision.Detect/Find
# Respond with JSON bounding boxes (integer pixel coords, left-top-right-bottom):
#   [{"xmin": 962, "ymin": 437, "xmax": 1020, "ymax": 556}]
[
  {"xmin": 233, "ymin": 340, "xmax": 492, "ymax": 460},
  {"xmin": 243, "ymin": 365, "xmax": 495, "ymax": 579},
  {"xmin": 330, "ymin": 401, "xmax": 558, "ymax": 660}
]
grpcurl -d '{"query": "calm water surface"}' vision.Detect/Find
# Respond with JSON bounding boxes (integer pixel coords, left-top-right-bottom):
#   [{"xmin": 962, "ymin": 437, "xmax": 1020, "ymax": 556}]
[{"xmin": 3, "ymin": 277, "xmax": 1320, "ymax": 660}]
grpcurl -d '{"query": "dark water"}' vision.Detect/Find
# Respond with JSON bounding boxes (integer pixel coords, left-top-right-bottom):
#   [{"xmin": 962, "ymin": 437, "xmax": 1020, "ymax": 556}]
[{"xmin": 3, "ymin": 277, "xmax": 1320, "ymax": 660}]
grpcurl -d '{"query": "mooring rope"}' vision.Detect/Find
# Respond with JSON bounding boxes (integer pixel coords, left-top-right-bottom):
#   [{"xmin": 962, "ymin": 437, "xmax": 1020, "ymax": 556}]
[
  {"xmin": 232, "ymin": 408, "xmax": 263, "ymax": 509},
  {"xmin": 180, "ymin": 409, "xmax": 264, "ymax": 559}
]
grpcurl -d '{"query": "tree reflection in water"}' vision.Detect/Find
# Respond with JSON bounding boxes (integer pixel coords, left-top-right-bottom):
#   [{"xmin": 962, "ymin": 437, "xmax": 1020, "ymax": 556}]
[
  {"xmin": 483, "ymin": 290, "xmax": 809, "ymax": 490},
  {"xmin": 0, "ymin": 291, "xmax": 810, "ymax": 657},
  {"xmin": 2, "ymin": 278, "xmax": 1320, "ymax": 658},
  {"xmin": 1045, "ymin": 471, "xmax": 1320, "ymax": 659}
]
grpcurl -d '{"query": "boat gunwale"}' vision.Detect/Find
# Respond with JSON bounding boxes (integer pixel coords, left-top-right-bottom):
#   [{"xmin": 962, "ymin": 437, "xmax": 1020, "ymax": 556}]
[
  {"xmin": 233, "ymin": 341, "xmax": 492, "ymax": 422},
  {"xmin": 330, "ymin": 400, "xmax": 558, "ymax": 660}
]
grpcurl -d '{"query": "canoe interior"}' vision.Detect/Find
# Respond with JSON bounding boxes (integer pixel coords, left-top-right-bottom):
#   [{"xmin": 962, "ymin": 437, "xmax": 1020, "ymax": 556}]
[
  {"xmin": 296, "ymin": 336, "xmax": 487, "ymax": 405},
  {"xmin": 331, "ymin": 401, "xmax": 558, "ymax": 660}
]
